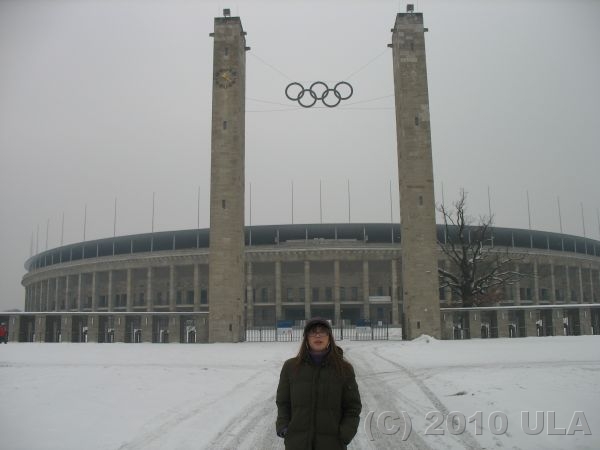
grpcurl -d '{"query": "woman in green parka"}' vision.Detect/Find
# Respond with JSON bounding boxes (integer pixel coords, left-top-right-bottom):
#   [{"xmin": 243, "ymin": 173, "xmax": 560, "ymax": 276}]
[{"xmin": 276, "ymin": 317, "xmax": 362, "ymax": 450}]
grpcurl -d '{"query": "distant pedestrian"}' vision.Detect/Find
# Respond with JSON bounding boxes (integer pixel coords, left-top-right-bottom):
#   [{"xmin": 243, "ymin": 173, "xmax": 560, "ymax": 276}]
[
  {"xmin": 0, "ymin": 323, "xmax": 8, "ymax": 344},
  {"xmin": 275, "ymin": 317, "xmax": 362, "ymax": 449}
]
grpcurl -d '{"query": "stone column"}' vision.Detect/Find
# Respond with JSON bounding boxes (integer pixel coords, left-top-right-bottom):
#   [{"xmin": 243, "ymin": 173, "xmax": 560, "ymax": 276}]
[
  {"xmin": 87, "ymin": 315, "xmax": 99, "ymax": 343},
  {"xmin": 578, "ymin": 266, "xmax": 584, "ymax": 303},
  {"xmin": 126, "ymin": 268, "xmax": 133, "ymax": 310},
  {"xmin": 77, "ymin": 273, "xmax": 83, "ymax": 311},
  {"xmin": 141, "ymin": 315, "xmax": 153, "ymax": 343},
  {"xmin": 275, "ymin": 261, "xmax": 282, "ymax": 322},
  {"xmin": 196, "ymin": 315, "xmax": 209, "ymax": 343},
  {"xmin": 107, "ymin": 270, "xmax": 114, "ymax": 312},
  {"xmin": 514, "ymin": 263, "xmax": 521, "ymax": 305},
  {"xmin": 589, "ymin": 267, "xmax": 594, "ymax": 303},
  {"xmin": 194, "ymin": 264, "xmax": 200, "ymax": 311},
  {"xmin": 35, "ymin": 314, "xmax": 46, "ymax": 343},
  {"xmin": 469, "ymin": 310, "xmax": 481, "ymax": 338},
  {"xmin": 51, "ymin": 279, "xmax": 56, "ymax": 310},
  {"xmin": 553, "ymin": 308, "xmax": 564, "ymax": 336},
  {"xmin": 168, "ymin": 315, "xmax": 180, "ymax": 343},
  {"xmin": 169, "ymin": 265, "xmax": 177, "ymax": 311},
  {"xmin": 497, "ymin": 310, "xmax": 510, "ymax": 338},
  {"xmin": 391, "ymin": 259, "xmax": 399, "ymax": 325},
  {"xmin": 579, "ymin": 308, "xmax": 591, "ymax": 335},
  {"xmin": 62, "ymin": 315, "xmax": 73, "ymax": 343},
  {"xmin": 8, "ymin": 315, "xmax": 20, "ymax": 342},
  {"xmin": 54, "ymin": 278, "xmax": 60, "ymax": 311},
  {"xmin": 532, "ymin": 261, "xmax": 539, "ymax": 305},
  {"xmin": 441, "ymin": 311, "xmax": 454, "ymax": 339},
  {"xmin": 362, "ymin": 260, "xmax": 370, "ymax": 320},
  {"xmin": 565, "ymin": 265, "xmax": 571, "ymax": 302},
  {"xmin": 304, "ymin": 261, "xmax": 311, "ymax": 320},
  {"xmin": 48, "ymin": 279, "xmax": 53, "ymax": 311},
  {"xmin": 146, "ymin": 267, "xmax": 153, "ymax": 312},
  {"xmin": 550, "ymin": 263, "xmax": 557, "ymax": 304},
  {"xmin": 35, "ymin": 282, "xmax": 40, "ymax": 311},
  {"xmin": 207, "ymin": 13, "xmax": 247, "ymax": 343},
  {"xmin": 246, "ymin": 262, "xmax": 254, "ymax": 328},
  {"xmin": 391, "ymin": 10, "xmax": 441, "ymax": 339},
  {"xmin": 91, "ymin": 272, "xmax": 98, "ymax": 311},
  {"xmin": 31, "ymin": 283, "xmax": 36, "ymax": 311},
  {"xmin": 50, "ymin": 279, "xmax": 55, "ymax": 310},
  {"xmin": 38, "ymin": 282, "xmax": 43, "ymax": 311},
  {"xmin": 525, "ymin": 309, "xmax": 538, "ymax": 337},
  {"xmin": 334, "ymin": 260, "xmax": 341, "ymax": 325},
  {"xmin": 60, "ymin": 277, "xmax": 66, "ymax": 311},
  {"xmin": 65, "ymin": 276, "xmax": 71, "ymax": 310},
  {"xmin": 45, "ymin": 278, "xmax": 52, "ymax": 311},
  {"xmin": 114, "ymin": 315, "xmax": 126, "ymax": 343},
  {"xmin": 36, "ymin": 283, "xmax": 40, "ymax": 310}
]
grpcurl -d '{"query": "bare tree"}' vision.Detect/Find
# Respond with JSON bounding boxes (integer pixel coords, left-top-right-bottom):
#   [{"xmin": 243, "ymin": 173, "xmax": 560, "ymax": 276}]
[{"xmin": 437, "ymin": 190, "xmax": 525, "ymax": 307}]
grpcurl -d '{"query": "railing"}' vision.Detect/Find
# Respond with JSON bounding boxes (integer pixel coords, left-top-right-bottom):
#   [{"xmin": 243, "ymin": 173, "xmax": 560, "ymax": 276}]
[
  {"xmin": 452, "ymin": 327, "xmax": 471, "ymax": 340},
  {"xmin": 245, "ymin": 323, "xmax": 389, "ymax": 342}
]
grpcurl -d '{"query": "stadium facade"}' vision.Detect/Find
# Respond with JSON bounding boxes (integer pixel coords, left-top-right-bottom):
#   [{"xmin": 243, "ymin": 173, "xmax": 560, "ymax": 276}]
[{"xmin": 4, "ymin": 223, "xmax": 600, "ymax": 343}]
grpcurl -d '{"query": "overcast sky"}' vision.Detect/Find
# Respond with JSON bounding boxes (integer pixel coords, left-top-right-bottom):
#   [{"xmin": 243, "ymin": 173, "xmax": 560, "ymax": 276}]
[{"xmin": 1, "ymin": 0, "xmax": 599, "ymax": 311}]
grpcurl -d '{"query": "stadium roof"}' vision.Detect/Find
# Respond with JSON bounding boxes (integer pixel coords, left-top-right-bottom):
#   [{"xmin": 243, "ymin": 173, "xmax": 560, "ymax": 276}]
[{"xmin": 25, "ymin": 223, "xmax": 600, "ymax": 271}]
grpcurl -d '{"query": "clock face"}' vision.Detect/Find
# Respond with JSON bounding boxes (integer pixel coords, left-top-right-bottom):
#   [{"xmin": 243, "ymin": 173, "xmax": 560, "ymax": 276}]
[{"xmin": 215, "ymin": 68, "xmax": 237, "ymax": 88}]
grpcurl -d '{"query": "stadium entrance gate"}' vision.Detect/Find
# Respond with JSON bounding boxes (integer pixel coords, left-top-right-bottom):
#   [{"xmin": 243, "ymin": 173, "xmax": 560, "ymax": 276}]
[{"xmin": 245, "ymin": 320, "xmax": 389, "ymax": 342}]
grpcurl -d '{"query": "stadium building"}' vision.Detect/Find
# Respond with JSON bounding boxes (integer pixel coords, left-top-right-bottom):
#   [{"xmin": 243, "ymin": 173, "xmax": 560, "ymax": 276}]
[{"xmin": 3, "ymin": 223, "xmax": 599, "ymax": 343}]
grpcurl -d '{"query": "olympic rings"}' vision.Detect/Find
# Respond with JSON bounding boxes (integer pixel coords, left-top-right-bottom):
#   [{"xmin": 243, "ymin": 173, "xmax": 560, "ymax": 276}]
[{"xmin": 285, "ymin": 81, "xmax": 353, "ymax": 108}]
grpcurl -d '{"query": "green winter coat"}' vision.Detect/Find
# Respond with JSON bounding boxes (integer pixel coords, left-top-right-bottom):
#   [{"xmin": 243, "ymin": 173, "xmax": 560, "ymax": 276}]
[{"xmin": 276, "ymin": 350, "xmax": 362, "ymax": 450}]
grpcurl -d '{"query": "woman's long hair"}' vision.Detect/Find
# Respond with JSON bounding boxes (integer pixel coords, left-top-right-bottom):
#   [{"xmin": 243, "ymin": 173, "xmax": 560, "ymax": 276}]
[{"xmin": 294, "ymin": 327, "xmax": 353, "ymax": 377}]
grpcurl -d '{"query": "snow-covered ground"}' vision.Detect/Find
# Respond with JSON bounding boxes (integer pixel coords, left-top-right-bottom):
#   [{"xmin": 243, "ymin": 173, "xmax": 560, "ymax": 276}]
[{"xmin": 1, "ymin": 336, "xmax": 598, "ymax": 450}]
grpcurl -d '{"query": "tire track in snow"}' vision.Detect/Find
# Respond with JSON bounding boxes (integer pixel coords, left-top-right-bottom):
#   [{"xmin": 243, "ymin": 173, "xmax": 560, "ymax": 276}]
[
  {"xmin": 370, "ymin": 346, "xmax": 483, "ymax": 450},
  {"xmin": 207, "ymin": 394, "xmax": 283, "ymax": 450},
  {"xmin": 117, "ymin": 367, "xmax": 274, "ymax": 450},
  {"xmin": 348, "ymin": 346, "xmax": 434, "ymax": 450}
]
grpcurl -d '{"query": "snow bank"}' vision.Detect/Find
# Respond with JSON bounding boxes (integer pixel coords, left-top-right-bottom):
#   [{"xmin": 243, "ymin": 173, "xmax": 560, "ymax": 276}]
[{"xmin": 410, "ymin": 334, "xmax": 438, "ymax": 344}]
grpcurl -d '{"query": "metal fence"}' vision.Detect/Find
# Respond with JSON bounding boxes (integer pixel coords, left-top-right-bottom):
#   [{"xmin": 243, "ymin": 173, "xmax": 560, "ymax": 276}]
[
  {"xmin": 245, "ymin": 323, "xmax": 389, "ymax": 342},
  {"xmin": 452, "ymin": 327, "xmax": 471, "ymax": 340}
]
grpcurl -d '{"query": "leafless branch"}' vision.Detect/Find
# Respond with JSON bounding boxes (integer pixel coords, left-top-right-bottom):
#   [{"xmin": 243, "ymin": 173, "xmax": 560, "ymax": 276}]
[{"xmin": 437, "ymin": 190, "xmax": 528, "ymax": 307}]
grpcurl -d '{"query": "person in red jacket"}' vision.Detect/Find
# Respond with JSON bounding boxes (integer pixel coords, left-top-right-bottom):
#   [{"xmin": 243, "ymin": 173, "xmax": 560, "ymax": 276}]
[{"xmin": 0, "ymin": 323, "xmax": 8, "ymax": 344}]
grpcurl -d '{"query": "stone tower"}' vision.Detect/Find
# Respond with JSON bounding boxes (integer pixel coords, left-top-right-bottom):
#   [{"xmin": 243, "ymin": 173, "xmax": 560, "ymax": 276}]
[
  {"xmin": 208, "ymin": 11, "xmax": 248, "ymax": 342},
  {"xmin": 390, "ymin": 7, "xmax": 441, "ymax": 339}
]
